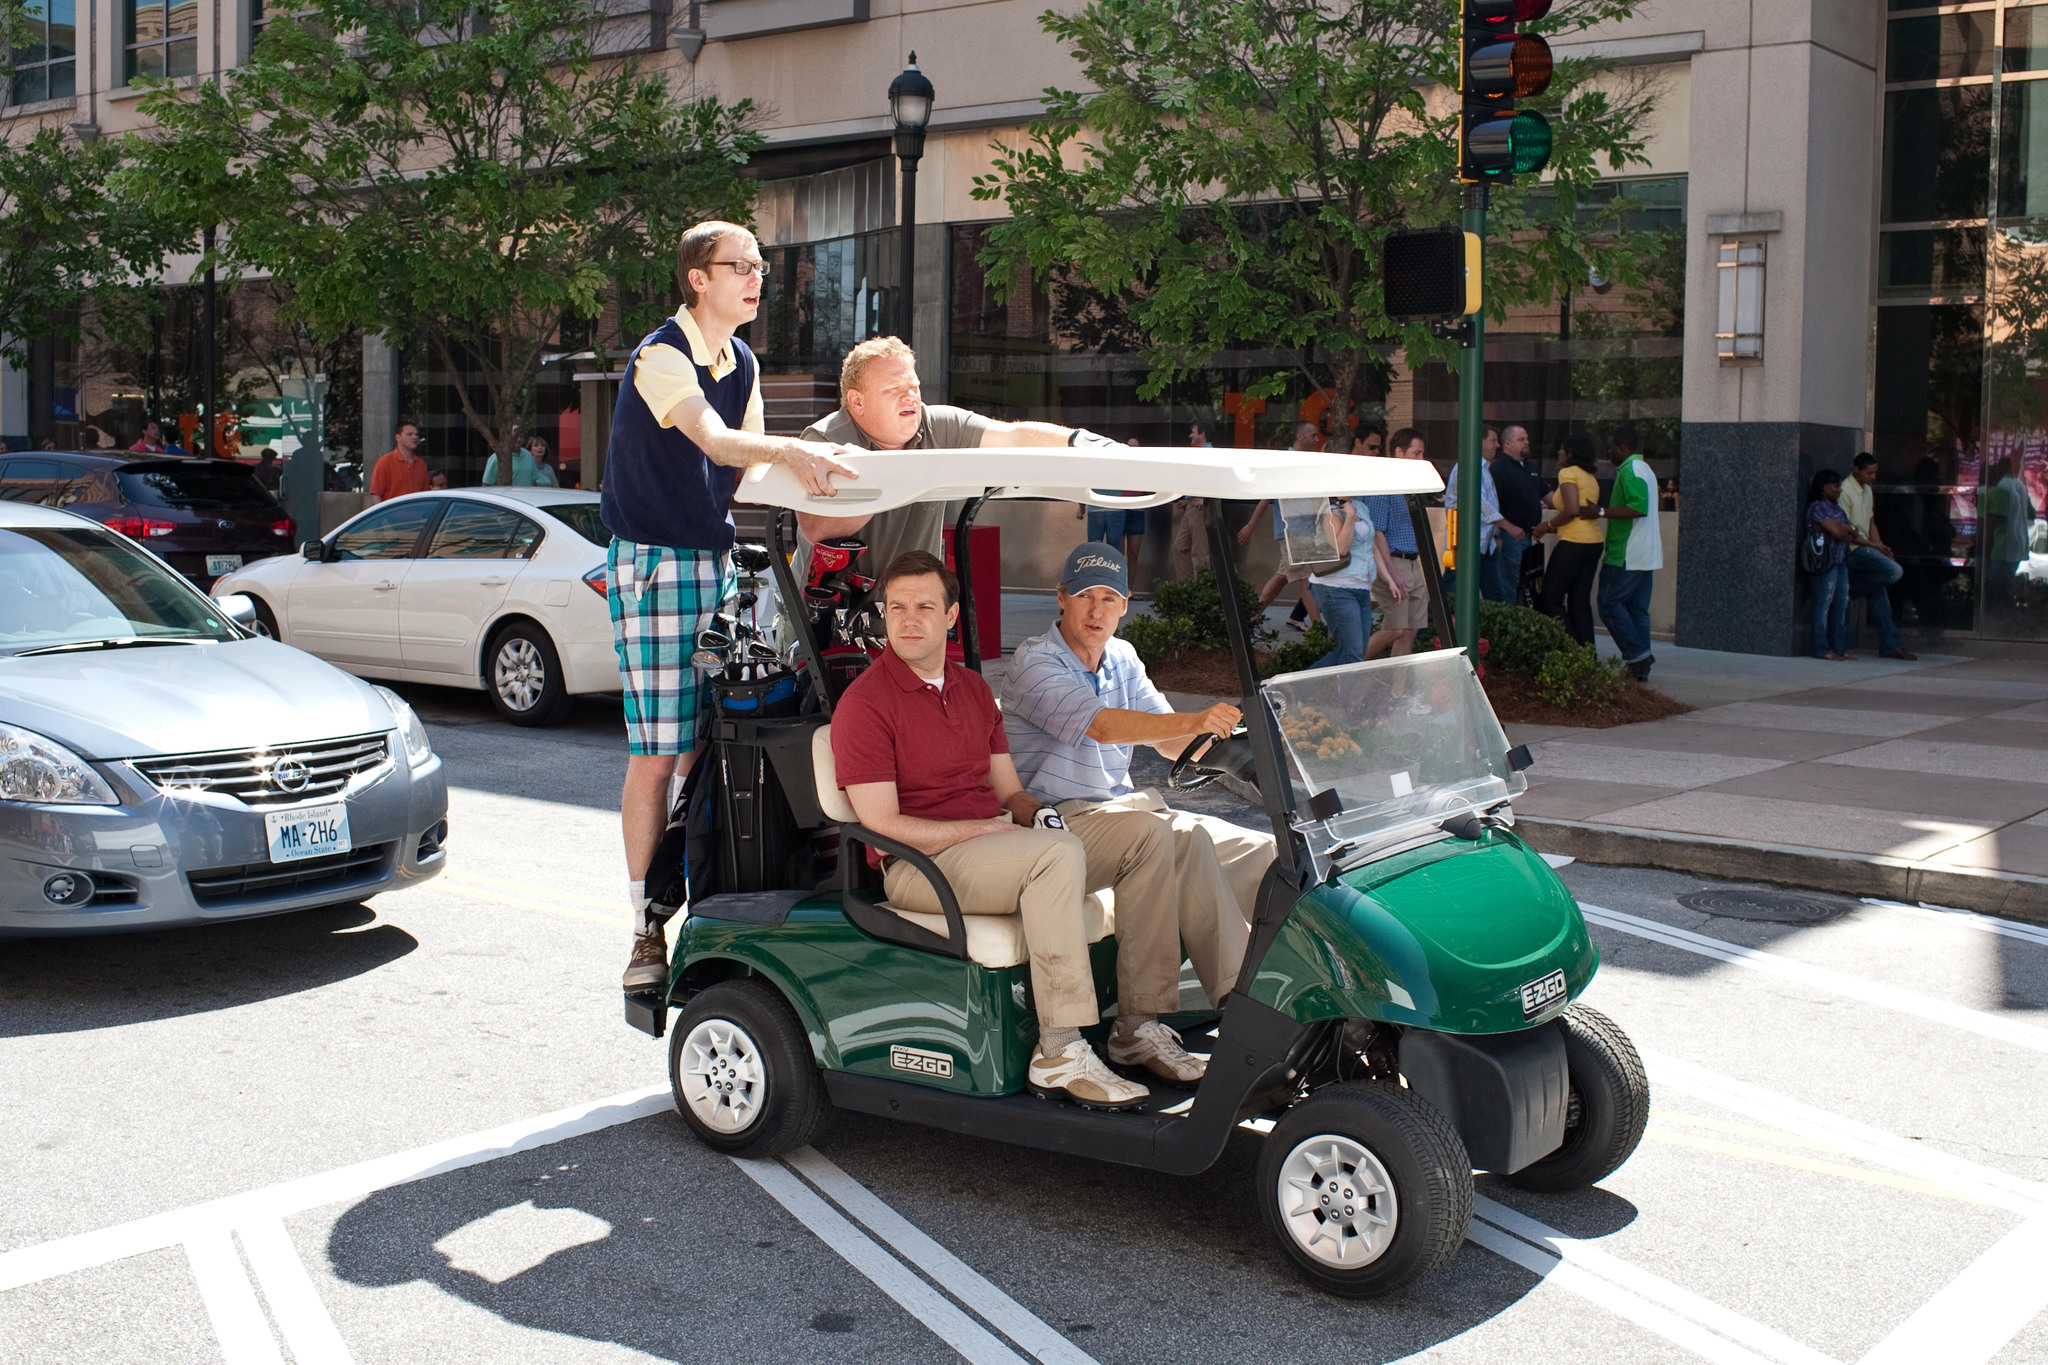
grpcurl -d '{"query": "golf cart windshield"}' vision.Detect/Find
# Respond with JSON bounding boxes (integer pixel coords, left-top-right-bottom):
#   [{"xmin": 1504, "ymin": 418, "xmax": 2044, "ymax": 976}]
[{"xmin": 1263, "ymin": 651, "xmax": 1524, "ymax": 867}]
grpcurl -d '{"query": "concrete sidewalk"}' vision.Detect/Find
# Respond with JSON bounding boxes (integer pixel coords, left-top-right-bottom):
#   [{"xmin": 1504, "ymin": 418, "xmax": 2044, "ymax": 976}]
[{"xmin": 1505, "ymin": 645, "xmax": 2048, "ymax": 921}]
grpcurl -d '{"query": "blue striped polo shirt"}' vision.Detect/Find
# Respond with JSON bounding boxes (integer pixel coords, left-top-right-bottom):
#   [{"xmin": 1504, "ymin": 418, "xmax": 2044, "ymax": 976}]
[{"xmin": 1001, "ymin": 627, "xmax": 1173, "ymax": 803}]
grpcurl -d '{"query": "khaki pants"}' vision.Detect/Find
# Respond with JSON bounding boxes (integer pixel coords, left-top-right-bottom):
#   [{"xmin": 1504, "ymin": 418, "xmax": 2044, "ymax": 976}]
[
  {"xmin": 1056, "ymin": 789, "xmax": 1274, "ymax": 1013},
  {"xmin": 1171, "ymin": 499, "xmax": 1211, "ymax": 580},
  {"xmin": 882, "ymin": 828, "xmax": 1100, "ymax": 1028}
]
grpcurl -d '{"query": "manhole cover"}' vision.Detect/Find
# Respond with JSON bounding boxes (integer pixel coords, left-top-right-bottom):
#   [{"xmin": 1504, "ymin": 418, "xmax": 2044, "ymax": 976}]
[{"xmin": 1676, "ymin": 888, "xmax": 1853, "ymax": 925}]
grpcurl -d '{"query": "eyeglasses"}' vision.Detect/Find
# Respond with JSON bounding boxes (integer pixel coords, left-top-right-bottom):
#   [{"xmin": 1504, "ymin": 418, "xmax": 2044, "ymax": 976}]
[{"xmin": 708, "ymin": 260, "xmax": 772, "ymax": 279}]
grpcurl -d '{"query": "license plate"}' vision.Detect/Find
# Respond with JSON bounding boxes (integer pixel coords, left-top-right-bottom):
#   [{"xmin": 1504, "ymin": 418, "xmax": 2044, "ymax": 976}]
[
  {"xmin": 264, "ymin": 803, "xmax": 351, "ymax": 863},
  {"xmin": 208, "ymin": 554, "xmax": 243, "ymax": 575}
]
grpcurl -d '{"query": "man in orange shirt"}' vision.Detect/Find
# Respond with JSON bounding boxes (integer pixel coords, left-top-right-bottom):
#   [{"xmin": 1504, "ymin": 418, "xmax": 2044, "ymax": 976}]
[{"xmin": 369, "ymin": 420, "xmax": 432, "ymax": 502}]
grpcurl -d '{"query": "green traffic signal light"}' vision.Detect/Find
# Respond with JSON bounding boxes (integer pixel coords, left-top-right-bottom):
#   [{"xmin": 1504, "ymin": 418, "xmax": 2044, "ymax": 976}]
[{"xmin": 1466, "ymin": 110, "xmax": 1553, "ymax": 176}]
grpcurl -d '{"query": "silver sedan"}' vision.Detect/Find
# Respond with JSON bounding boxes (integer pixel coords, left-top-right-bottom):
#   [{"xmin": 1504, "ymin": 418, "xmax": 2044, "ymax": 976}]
[{"xmin": 0, "ymin": 502, "xmax": 447, "ymax": 934}]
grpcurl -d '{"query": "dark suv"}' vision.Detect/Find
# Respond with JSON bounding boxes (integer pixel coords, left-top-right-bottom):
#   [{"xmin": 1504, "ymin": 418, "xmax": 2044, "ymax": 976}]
[{"xmin": 0, "ymin": 452, "xmax": 296, "ymax": 588}]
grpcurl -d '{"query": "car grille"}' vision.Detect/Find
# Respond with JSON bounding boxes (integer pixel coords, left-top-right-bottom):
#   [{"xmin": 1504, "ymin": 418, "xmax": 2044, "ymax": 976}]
[
  {"xmin": 187, "ymin": 842, "xmax": 396, "ymax": 907},
  {"xmin": 133, "ymin": 734, "xmax": 392, "ymax": 807}
]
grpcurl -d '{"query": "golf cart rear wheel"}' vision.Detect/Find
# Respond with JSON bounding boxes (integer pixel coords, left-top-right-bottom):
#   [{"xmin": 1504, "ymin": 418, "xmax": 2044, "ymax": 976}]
[
  {"xmin": 487, "ymin": 622, "xmax": 574, "ymax": 726},
  {"xmin": 669, "ymin": 978, "xmax": 830, "ymax": 1158},
  {"xmin": 1258, "ymin": 1081, "xmax": 1473, "ymax": 1298},
  {"xmin": 1505, "ymin": 1004, "xmax": 1649, "ymax": 1193}
]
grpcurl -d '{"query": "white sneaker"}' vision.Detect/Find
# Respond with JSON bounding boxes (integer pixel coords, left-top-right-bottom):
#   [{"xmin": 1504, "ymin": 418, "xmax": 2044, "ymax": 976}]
[
  {"xmin": 1028, "ymin": 1038, "xmax": 1150, "ymax": 1109},
  {"xmin": 1108, "ymin": 1019, "xmax": 1207, "ymax": 1085}
]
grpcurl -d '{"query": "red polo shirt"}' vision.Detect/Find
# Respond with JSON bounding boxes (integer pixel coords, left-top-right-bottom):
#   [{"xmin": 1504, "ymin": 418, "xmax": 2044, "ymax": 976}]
[{"xmin": 832, "ymin": 648, "xmax": 1007, "ymax": 843}]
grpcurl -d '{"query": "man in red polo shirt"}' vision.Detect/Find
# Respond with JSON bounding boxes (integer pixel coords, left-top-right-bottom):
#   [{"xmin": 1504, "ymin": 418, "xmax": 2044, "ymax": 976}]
[{"xmin": 831, "ymin": 550, "xmax": 1148, "ymax": 1110}]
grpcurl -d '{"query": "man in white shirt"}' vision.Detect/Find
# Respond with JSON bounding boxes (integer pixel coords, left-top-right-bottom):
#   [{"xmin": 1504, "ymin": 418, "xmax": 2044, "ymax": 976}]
[{"xmin": 1839, "ymin": 453, "xmax": 1915, "ymax": 660}]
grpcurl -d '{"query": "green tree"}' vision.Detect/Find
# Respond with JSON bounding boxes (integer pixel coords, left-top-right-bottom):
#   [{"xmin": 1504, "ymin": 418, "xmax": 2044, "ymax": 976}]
[
  {"xmin": 0, "ymin": 0, "xmax": 174, "ymax": 373},
  {"xmin": 135, "ymin": 0, "xmax": 763, "ymax": 478},
  {"xmin": 973, "ymin": 0, "xmax": 1662, "ymax": 438}
]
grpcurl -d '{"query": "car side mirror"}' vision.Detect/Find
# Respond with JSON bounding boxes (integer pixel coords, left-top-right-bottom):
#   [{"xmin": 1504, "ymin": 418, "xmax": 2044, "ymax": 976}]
[
  {"xmin": 216, "ymin": 593, "xmax": 259, "ymax": 632},
  {"xmin": 303, "ymin": 540, "xmax": 327, "ymax": 562}
]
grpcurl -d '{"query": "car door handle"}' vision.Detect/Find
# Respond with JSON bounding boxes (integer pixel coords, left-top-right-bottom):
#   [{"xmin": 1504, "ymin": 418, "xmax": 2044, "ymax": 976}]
[
  {"xmin": 374, "ymin": 580, "xmax": 398, "ymax": 592},
  {"xmin": 479, "ymin": 576, "xmax": 509, "ymax": 587}
]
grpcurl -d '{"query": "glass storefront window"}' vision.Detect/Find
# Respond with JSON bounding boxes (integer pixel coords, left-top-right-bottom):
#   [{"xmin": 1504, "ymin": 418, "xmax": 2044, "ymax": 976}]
[
  {"xmin": 1889, "ymin": 12, "xmax": 1998, "ymax": 81},
  {"xmin": 10, "ymin": 0, "xmax": 76, "ymax": 105},
  {"xmin": 1885, "ymin": 87, "xmax": 1993, "ymax": 222},
  {"xmin": 2007, "ymin": 4, "xmax": 2048, "ymax": 72},
  {"xmin": 126, "ymin": 0, "xmax": 198, "ymax": 83},
  {"xmin": 1879, "ymin": 226, "xmax": 1987, "ymax": 293}
]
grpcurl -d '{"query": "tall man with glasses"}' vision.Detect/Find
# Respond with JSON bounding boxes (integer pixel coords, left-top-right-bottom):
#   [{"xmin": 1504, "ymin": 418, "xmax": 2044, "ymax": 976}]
[{"xmin": 607, "ymin": 220, "xmax": 861, "ymax": 991}]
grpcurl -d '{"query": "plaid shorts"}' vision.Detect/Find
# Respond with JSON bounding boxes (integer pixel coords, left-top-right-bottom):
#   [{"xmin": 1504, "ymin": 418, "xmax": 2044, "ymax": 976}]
[{"xmin": 608, "ymin": 539, "xmax": 733, "ymax": 756}]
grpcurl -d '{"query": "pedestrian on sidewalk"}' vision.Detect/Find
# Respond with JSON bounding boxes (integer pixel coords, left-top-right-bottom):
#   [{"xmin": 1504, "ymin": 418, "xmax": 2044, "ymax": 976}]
[
  {"xmin": 1596, "ymin": 423, "xmax": 1663, "ymax": 681},
  {"xmin": 1839, "ymin": 452, "xmax": 1916, "ymax": 660},
  {"xmin": 1238, "ymin": 420, "xmax": 1329, "ymax": 631},
  {"xmin": 1488, "ymin": 424, "xmax": 1544, "ymax": 606},
  {"xmin": 1171, "ymin": 421, "xmax": 1216, "ymax": 580},
  {"xmin": 368, "ymin": 420, "xmax": 432, "ymax": 503},
  {"xmin": 1806, "ymin": 469, "xmax": 1856, "ymax": 660},
  {"xmin": 1539, "ymin": 433, "xmax": 1603, "ymax": 645},
  {"xmin": 1364, "ymin": 427, "xmax": 1430, "ymax": 659},
  {"xmin": 608, "ymin": 219, "xmax": 860, "ymax": 991},
  {"xmin": 1443, "ymin": 426, "xmax": 1499, "ymax": 603}
]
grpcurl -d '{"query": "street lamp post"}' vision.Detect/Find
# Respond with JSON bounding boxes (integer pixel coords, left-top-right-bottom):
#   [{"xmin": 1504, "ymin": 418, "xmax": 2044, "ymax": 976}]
[{"xmin": 888, "ymin": 54, "xmax": 934, "ymax": 343}]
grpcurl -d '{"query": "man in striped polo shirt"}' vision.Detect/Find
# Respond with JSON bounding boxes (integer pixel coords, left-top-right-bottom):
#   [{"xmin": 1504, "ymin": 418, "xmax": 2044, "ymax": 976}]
[
  {"xmin": 606, "ymin": 220, "xmax": 859, "ymax": 991},
  {"xmin": 1001, "ymin": 543, "xmax": 1272, "ymax": 1085}
]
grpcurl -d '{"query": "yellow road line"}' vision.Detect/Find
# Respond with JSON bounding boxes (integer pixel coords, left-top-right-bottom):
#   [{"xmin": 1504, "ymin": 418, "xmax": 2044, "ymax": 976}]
[
  {"xmin": 1652, "ymin": 1108, "xmax": 1871, "ymax": 1158},
  {"xmin": 1643, "ymin": 1126, "xmax": 1996, "ymax": 1207}
]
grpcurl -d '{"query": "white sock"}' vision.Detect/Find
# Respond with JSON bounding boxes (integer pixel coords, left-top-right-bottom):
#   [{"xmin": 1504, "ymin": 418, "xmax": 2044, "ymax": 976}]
[
  {"xmin": 1114, "ymin": 1014, "xmax": 1154, "ymax": 1036},
  {"xmin": 1038, "ymin": 1025, "xmax": 1082, "ymax": 1054},
  {"xmin": 630, "ymin": 879, "xmax": 654, "ymax": 936}
]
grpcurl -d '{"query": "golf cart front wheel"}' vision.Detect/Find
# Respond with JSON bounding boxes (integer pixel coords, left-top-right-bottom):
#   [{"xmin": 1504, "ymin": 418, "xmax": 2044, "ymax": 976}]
[
  {"xmin": 669, "ymin": 978, "xmax": 830, "ymax": 1158},
  {"xmin": 1504, "ymin": 1004, "xmax": 1649, "ymax": 1193},
  {"xmin": 1258, "ymin": 1081, "xmax": 1474, "ymax": 1298}
]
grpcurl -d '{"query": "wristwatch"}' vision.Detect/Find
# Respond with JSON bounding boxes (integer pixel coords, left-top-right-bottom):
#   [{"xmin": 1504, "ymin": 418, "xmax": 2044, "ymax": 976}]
[{"xmin": 1032, "ymin": 806, "xmax": 1067, "ymax": 831}]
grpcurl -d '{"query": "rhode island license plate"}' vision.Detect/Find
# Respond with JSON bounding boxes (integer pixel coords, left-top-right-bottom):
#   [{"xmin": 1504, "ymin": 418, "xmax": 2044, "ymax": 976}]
[
  {"xmin": 264, "ymin": 803, "xmax": 351, "ymax": 863},
  {"xmin": 207, "ymin": 554, "xmax": 243, "ymax": 575}
]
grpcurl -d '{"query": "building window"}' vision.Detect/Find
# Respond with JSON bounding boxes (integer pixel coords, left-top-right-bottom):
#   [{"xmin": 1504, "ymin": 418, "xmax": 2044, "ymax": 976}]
[
  {"xmin": 10, "ymin": 0, "xmax": 76, "ymax": 105},
  {"xmin": 127, "ymin": 0, "xmax": 198, "ymax": 82}
]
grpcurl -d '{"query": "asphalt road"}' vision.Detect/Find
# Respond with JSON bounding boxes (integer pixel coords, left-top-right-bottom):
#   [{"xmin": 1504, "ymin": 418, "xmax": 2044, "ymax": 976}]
[{"xmin": 4, "ymin": 682, "xmax": 2047, "ymax": 1365}]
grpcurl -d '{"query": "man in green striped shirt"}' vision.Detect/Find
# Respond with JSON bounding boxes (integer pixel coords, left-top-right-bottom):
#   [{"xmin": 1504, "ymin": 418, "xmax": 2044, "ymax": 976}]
[{"xmin": 1597, "ymin": 423, "xmax": 1663, "ymax": 681}]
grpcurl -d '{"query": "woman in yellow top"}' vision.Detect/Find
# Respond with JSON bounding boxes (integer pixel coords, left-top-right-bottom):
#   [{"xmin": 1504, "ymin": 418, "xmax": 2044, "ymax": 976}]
[{"xmin": 1539, "ymin": 433, "xmax": 1604, "ymax": 645}]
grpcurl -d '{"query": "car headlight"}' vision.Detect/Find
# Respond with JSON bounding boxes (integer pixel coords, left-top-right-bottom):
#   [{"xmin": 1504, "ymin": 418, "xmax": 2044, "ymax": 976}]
[
  {"xmin": 0, "ymin": 723, "xmax": 119, "ymax": 805},
  {"xmin": 374, "ymin": 686, "xmax": 434, "ymax": 767}
]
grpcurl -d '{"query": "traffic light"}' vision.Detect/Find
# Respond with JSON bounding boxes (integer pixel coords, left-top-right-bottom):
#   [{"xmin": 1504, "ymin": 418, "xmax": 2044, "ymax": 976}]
[{"xmin": 1460, "ymin": 0, "xmax": 1554, "ymax": 183}]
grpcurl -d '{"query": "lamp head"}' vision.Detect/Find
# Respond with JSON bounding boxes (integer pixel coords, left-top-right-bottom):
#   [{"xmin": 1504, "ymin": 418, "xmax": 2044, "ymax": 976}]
[{"xmin": 889, "ymin": 54, "xmax": 935, "ymax": 133}]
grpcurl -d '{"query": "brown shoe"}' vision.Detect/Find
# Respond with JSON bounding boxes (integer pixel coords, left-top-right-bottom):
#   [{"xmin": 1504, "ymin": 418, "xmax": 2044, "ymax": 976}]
[
  {"xmin": 1881, "ymin": 648, "xmax": 1919, "ymax": 661},
  {"xmin": 622, "ymin": 929, "xmax": 668, "ymax": 991}
]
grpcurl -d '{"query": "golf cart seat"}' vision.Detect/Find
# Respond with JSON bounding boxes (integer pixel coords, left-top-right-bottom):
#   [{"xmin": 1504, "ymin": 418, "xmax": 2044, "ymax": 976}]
[{"xmin": 810, "ymin": 724, "xmax": 1114, "ymax": 969}]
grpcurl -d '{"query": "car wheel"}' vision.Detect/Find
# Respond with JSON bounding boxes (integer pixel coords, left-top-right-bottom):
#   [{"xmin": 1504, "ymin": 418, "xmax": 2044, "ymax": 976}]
[
  {"xmin": 247, "ymin": 596, "xmax": 281, "ymax": 640},
  {"xmin": 669, "ymin": 979, "xmax": 831, "ymax": 1158},
  {"xmin": 1503, "ymin": 1005, "xmax": 1650, "ymax": 1193},
  {"xmin": 1258, "ymin": 1081, "xmax": 1473, "ymax": 1298},
  {"xmin": 486, "ymin": 621, "xmax": 574, "ymax": 726}
]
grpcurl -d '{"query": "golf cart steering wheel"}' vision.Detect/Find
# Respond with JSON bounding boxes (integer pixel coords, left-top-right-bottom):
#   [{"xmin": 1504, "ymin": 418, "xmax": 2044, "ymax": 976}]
[{"xmin": 1169, "ymin": 724, "xmax": 1247, "ymax": 792}]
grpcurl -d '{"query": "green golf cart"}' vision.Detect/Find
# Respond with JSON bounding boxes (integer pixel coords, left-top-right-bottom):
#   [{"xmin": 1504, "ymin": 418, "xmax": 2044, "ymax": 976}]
[{"xmin": 625, "ymin": 446, "xmax": 1648, "ymax": 1297}]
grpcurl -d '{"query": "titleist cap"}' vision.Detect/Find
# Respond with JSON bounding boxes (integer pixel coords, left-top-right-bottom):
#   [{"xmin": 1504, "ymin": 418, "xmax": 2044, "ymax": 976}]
[{"xmin": 1061, "ymin": 541, "xmax": 1128, "ymax": 598}]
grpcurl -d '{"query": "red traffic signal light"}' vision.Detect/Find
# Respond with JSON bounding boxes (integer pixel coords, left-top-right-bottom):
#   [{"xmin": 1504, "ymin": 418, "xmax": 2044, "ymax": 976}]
[{"xmin": 1460, "ymin": 0, "xmax": 1554, "ymax": 183}]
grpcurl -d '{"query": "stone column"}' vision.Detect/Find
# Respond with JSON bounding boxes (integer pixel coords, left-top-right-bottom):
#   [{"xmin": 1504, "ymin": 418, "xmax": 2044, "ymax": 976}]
[
  {"xmin": 0, "ymin": 345, "xmax": 26, "ymax": 449},
  {"xmin": 1674, "ymin": 4, "xmax": 1880, "ymax": 656},
  {"xmin": 912, "ymin": 221, "xmax": 950, "ymax": 403},
  {"xmin": 362, "ymin": 332, "xmax": 402, "ymax": 461}
]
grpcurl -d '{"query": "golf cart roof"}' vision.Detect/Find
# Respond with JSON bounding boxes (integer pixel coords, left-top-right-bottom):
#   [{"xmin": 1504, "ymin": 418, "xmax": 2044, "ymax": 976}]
[{"xmin": 737, "ymin": 445, "xmax": 1444, "ymax": 516}]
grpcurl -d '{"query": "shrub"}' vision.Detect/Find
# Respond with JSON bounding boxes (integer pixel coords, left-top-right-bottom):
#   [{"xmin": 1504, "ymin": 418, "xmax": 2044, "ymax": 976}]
[
  {"xmin": 1119, "ymin": 567, "xmax": 1273, "ymax": 666},
  {"xmin": 1260, "ymin": 624, "xmax": 1334, "ymax": 678},
  {"xmin": 1478, "ymin": 600, "xmax": 1572, "ymax": 676},
  {"xmin": 1535, "ymin": 643, "xmax": 1628, "ymax": 709}
]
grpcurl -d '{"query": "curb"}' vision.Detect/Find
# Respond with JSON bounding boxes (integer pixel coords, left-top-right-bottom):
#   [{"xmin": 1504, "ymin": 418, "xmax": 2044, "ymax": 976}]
[{"xmin": 1516, "ymin": 816, "xmax": 2048, "ymax": 928}]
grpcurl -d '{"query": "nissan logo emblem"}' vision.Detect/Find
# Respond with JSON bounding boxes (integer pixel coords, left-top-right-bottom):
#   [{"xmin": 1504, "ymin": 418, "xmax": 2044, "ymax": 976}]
[
  {"xmin": 268, "ymin": 757, "xmax": 311, "ymax": 793},
  {"xmin": 217, "ymin": 519, "xmax": 235, "ymax": 531}
]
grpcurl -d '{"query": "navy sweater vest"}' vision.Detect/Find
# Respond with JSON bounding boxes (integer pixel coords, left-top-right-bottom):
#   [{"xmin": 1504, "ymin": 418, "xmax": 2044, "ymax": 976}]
[{"xmin": 600, "ymin": 317, "xmax": 758, "ymax": 552}]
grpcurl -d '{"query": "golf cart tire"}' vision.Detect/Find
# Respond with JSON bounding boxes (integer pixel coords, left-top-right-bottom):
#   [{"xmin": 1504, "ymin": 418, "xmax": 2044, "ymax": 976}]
[
  {"xmin": 1259, "ymin": 1081, "xmax": 1474, "ymax": 1298},
  {"xmin": 668, "ymin": 978, "xmax": 831, "ymax": 1158},
  {"xmin": 487, "ymin": 620, "xmax": 575, "ymax": 727},
  {"xmin": 1504, "ymin": 1005, "xmax": 1649, "ymax": 1193}
]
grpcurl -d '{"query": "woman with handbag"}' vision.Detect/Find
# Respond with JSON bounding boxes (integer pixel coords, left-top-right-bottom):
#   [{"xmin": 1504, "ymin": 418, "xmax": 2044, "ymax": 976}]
[
  {"xmin": 1806, "ymin": 469, "xmax": 1859, "ymax": 660},
  {"xmin": 1307, "ymin": 496, "xmax": 1397, "ymax": 668}
]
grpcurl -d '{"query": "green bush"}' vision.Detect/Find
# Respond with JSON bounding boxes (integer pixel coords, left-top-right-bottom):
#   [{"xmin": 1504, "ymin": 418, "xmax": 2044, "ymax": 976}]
[
  {"xmin": 1119, "ymin": 567, "xmax": 1273, "ymax": 666},
  {"xmin": 1260, "ymin": 624, "xmax": 1334, "ymax": 678},
  {"xmin": 1535, "ymin": 643, "xmax": 1628, "ymax": 709},
  {"xmin": 1478, "ymin": 600, "xmax": 1572, "ymax": 676}
]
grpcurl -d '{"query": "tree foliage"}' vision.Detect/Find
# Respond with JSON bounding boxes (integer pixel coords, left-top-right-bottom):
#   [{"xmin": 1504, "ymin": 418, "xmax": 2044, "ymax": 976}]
[
  {"xmin": 973, "ymin": 0, "xmax": 1664, "ymax": 438},
  {"xmin": 135, "ymin": 0, "xmax": 763, "ymax": 474}
]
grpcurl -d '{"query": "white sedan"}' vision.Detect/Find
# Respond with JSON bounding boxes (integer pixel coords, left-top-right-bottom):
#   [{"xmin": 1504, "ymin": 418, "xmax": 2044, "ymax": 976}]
[{"xmin": 213, "ymin": 488, "xmax": 619, "ymax": 725}]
